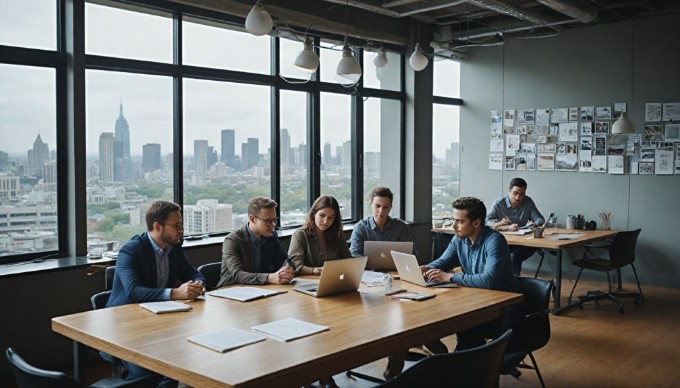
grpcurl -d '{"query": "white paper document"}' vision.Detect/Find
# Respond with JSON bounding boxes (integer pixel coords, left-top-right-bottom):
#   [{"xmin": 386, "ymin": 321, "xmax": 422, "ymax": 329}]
[
  {"xmin": 187, "ymin": 327, "xmax": 266, "ymax": 353},
  {"xmin": 208, "ymin": 286, "xmax": 287, "ymax": 302},
  {"xmin": 251, "ymin": 317, "xmax": 329, "ymax": 342},
  {"xmin": 549, "ymin": 233, "xmax": 585, "ymax": 240},
  {"xmin": 139, "ymin": 301, "xmax": 192, "ymax": 314},
  {"xmin": 501, "ymin": 229, "xmax": 532, "ymax": 236}
]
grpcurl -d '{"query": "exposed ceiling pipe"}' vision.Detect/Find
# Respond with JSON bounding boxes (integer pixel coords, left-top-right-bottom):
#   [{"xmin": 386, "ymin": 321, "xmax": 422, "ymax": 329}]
[
  {"xmin": 320, "ymin": 0, "xmax": 467, "ymax": 18},
  {"xmin": 453, "ymin": 18, "xmax": 574, "ymax": 40},
  {"xmin": 535, "ymin": 0, "xmax": 598, "ymax": 23},
  {"xmin": 464, "ymin": 0, "xmax": 556, "ymax": 26}
]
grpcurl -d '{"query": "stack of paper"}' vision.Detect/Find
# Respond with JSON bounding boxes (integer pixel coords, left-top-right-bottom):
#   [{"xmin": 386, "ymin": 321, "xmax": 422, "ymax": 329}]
[
  {"xmin": 208, "ymin": 286, "xmax": 287, "ymax": 302},
  {"xmin": 139, "ymin": 301, "xmax": 192, "ymax": 314},
  {"xmin": 187, "ymin": 328, "xmax": 266, "ymax": 353},
  {"xmin": 251, "ymin": 317, "xmax": 329, "ymax": 342}
]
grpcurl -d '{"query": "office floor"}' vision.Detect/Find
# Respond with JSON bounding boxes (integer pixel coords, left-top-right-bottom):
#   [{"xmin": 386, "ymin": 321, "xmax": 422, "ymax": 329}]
[{"xmin": 3, "ymin": 277, "xmax": 679, "ymax": 388}]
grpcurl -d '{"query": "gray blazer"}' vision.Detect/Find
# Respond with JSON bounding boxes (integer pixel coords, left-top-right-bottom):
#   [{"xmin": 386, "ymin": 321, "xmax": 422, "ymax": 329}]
[{"xmin": 288, "ymin": 228, "xmax": 351, "ymax": 274}]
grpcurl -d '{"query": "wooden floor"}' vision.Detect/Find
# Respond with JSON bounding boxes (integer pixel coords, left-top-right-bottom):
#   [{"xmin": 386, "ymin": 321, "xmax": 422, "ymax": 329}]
[{"xmin": 4, "ymin": 277, "xmax": 680, "ymax": 388}]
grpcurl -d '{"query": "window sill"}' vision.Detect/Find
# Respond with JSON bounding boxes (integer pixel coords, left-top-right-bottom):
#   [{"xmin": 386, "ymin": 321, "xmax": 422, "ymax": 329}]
[{"xmin": 0, "ymin": 255, "xmax": 116, "ymax": 279}]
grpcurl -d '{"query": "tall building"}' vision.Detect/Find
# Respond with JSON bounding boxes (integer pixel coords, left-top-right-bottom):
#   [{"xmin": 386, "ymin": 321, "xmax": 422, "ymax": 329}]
[
  {"xmin": 446, "ymin": 142, "xmax": 460, "ymax": 168},
  {"xmin": 220, "ymin": 129, "xmax": 235, "ymax": 168},
  {"xmin": 183, "ymin": 199, "xmax": 233, "ymax": 234},
  {"xmin": 323, "ymin": 142, "xmax": 331, "ymax": 165},
  {"xmin": 42, "ymin": 161, "xmax": 57, "ymax": 184},
  {"xmin": 194, "ymin": 140, "xmax": 209, "ymax": 178},
  {"xmin": 28, "ymin": 134, "xmax": 50, "ymax": 178},
  {"xmin": 99, "ymin": 132, "xmax": 114, "ymax": 182},
  {"xmin": 207, "ymin": 145, "xmax": 218, "ymax": 169},
  {"xmin": 241, "ymin": 138, "xmax": 259, "ymax": 170},
  {"xmin": 142, "ymin": 143, "xmax": 161, "ymax": 172},
  {"xmin": 0, "ymin": 151, "xmax": 8, "ymax": 171},
  {"xmin": 0, "ymin": 175, "xmax": 20, "ymax": 199},
  {"xmin": 281, "ymin": 128, "xmax": 291, "ymax": 164},
  {"xmin": 113, "ymin": 101, "xmax": 132, "ymax": 182}
]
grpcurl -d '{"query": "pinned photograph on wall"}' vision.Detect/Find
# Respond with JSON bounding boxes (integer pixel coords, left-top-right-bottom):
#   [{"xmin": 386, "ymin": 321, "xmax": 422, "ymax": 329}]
[
  {"xmin": 595, "ymin": 106, "xmax": 612, "ymax": 120},
  {"xmin": 595, "ymin": 136, "xmax": 607, "ymax": 155},
  {"xmin": 580, "ymin": 149, "xmax": 592, "ymax": 164},
  {"xmin": 490, "ymin": 139, "xmax": 504, "ymax": 153},
  {"xmin": 506, "ymin": 134, "xmax": 520, "ymax": 156},
  {"xmin": 580, "ymin": 106, "xmax": 594, "ymax": 121},
  {"xmin": 551, "ymin": 108, "xmax": 568, "ymax": 123},
  {"xmin": 608, "ymin": 155, "xmax": 624, "ymax": 174},
  {"xmin": 640, "ymin": 147, "xmax": 655, "ymax": 162},
  {"xmin": 594, "ymin": 121, "xmax": 610, "ymax": 134},
  {"xmin": 517, "ymin": 109, "xmax": 535, "ymax": 124},
  {"xmin": 556, "ymin": 154, "xmax": 578, "ymax": 171},
  {"xmin": 550, "ymin": 123, "xmax": 560, "ymax": 136},
  {"xmin": 630, "ymin": 159, "xmax": 639, "ymax": 175},
  {"xmin": 662, "ymin": 102, "xmax": 680, "ymax": 121},
  {"xmin": 520, "ymin": 143, "xmax": 536, "ymax": 154},
  {"xmin": 505, "ymin": 156, "xmax": 516, "ymax": 170},
  {"xmin": 592, "ymin": 155, "xmax": 608, "ymax": 172},
  {"xmin": 537, "ymin": 154, "xmax": 555, "ymax": 171},
  {"xmin": 527, "ymin": 154, "xmax": 537, "ymax": 171},
  {"xmin": 565, "ymin": 143, "xmax": 577, "ymax": 155},
  {"xmin": 558, "ymin": 122, "xmax": 578, "ymax": 141},
  {"xmin": 645, "ymin": 103, "xmax": 662, "ymax": 122},
  {"xmin": 658, "ymin": 142, "xmax": 674, "ymax": 151},
  {"xmin": 580, "ymin": 121, "xmax": 592, "ymax": 136},
  {"xmin": 503, "ymin": 110, "xmax": 516, "ymax": 133},
  {"xmin": 639, "ymin": 161, "xmax": 654, "ymax": 175},
  {"xmin": 538, "ymin": 135, "xmax": 548, "ymax": 144},
  {"xmin": 491, "ymin": 111, "xmax": 501, "ymax": 123},
  {"xmin": 538, "ymin": 143, "xmax": 556, "ymax": 153},
  {"xmin": 580, "ymin": 136, "xmax": 593, "ymax": 151},
  {"xmin": 536, "ymin": 108, "xmax": 550, "ymax": 125},
  {"xmin": 643, "ymin": 124, "xmax": 664, "ymax": 141},
  {"xmin": 516, "ymin": 124, "xmax": 529, "ymax": 134},
  {"xmin": 534, "ymin": 125, "xmax": 549, "ymax": 135},
  {"xmin": 520, "ymin": 134, "xmax": 528, "ymax": 143},
  {"xmin": 516, "ymin": 155, "xmax": 527, "ymax": 171},
  {"xmin": 491, "ymin": 128, "xmax": 503, "ymax": 139},
  {"xmin": 613, "ymin": 102, "xmax": 627, "ymax": 119},
  {"xmin": 664, "ymin": 124, "xmax": 680, "ymax": 141},
  {"xmin": 607, "ymin": 143, "xmax": 625, "ymax": 155},
  {"xmin": 676, "ymin": 143, "xmax": 680, "ymax": 156},
  {"xmin": 556, "ymin": 142, "xmax": 566, "ymax": 155},
  {"xmin": 569, "ymin": 107, "xmax": 579, "ymax": 122},
  {"xmin": 489, "ymin": 153, "xmax": 503, "ymax": 170},
  {"xmin": 675, "ymin": 160, "xmax": 680, "ymax": 175},
  {"xmin": 655, "ymin": 149, "xmax": 674, "ymax": 175},
  {"xmin": 579, "ymin": 159, "xmax": 593, "ymax": 172}
]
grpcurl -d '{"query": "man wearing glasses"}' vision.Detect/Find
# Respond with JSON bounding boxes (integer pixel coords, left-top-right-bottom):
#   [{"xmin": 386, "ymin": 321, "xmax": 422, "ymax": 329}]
[
  {"xmin": 217, "ymin": 196, "xmax": 293, "ymax": 287},
  {"xmin": 107, "ymin": 200, "xmax": 205, "ymax": 387}
]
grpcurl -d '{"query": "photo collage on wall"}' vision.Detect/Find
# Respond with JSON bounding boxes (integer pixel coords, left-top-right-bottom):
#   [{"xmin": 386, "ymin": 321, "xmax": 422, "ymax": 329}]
[{"xmin": 488, "ymin": 101, "xmax": 680, "ymax": 175}]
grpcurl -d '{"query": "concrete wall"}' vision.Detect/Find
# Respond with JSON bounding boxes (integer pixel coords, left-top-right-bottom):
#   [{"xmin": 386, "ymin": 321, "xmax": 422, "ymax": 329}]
[{"xmin": 460, "ymin": 13, "xmax": 680, "ymax": 288}]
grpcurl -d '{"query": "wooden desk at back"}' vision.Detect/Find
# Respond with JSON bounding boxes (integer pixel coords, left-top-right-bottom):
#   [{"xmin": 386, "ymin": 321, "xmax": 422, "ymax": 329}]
[
  {"xmin": 432, "ymin": 227, "xmax": 617, "ymax": 314},
  {"xmin": 52, "ymin": 282, "xmax": 521, "ymax": 388}
]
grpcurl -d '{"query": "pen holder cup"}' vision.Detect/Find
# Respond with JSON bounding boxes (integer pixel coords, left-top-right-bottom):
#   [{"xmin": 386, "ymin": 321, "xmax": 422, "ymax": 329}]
[
  {"xmin": 533, "ymin": 228, "xmax": 545, "ymax": 238},
  {"xmin": 600, "ymin": 217, "xmax": 611, "ymax": 230}
]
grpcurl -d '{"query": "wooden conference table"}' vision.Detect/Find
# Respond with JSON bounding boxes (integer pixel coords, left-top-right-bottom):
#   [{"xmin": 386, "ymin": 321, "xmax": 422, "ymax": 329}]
[
  {"xmin": 52, "ymin": 281, "xmax": 521, "ymax": 387},
  {"xmin": 432, "ymin": 227, "xmax": 618, "ymax": 314}
]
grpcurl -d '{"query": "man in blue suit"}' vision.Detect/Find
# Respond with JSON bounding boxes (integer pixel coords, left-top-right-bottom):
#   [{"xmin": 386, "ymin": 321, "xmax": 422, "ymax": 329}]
[{"xmin": 107, "ymin": 200, "xmax": 205, "ymax": 387}]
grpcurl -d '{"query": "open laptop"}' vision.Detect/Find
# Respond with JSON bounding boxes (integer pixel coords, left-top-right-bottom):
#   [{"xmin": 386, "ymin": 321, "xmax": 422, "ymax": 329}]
[
  {"xmin": 391, "ymin": 251, "xmax": 444, "ymax": 287},
  {"xmin": 294, "ymin": 256, "xmax": 368, "ymax": 297},
  {"xmin": 364, "ymin": 241, "xmax": 414, "ymax": 270}
]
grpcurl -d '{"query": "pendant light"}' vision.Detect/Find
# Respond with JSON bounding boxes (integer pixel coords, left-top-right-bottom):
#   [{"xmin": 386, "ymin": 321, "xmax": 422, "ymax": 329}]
[
  {"xmin": 410, "ymin": 43, "xmax": 429, "ymax": 71},
  {"xmin": 245, "ymin": 2, "xmax": 273, "ymax": 36},
  {"xmin": 612, "ymin": 112, "xmax": 635, "ymax": 134},
  {"xmin": 335, "ymin": 0, "xmax": 361, "ymax": 86},
  {"xmin": 294, "ymin": 36, "xmax": 319, "ymax": 73}
]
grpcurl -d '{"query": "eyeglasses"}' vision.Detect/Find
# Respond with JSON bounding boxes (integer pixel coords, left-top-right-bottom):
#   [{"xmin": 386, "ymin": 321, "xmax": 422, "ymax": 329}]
[
  {"xmin": 162, "ymin": 222, "xmax": 184, "ymax": 230},
  {"xmin": 253, "ymin": 215, "xmax": 279, "ymax": 225}
]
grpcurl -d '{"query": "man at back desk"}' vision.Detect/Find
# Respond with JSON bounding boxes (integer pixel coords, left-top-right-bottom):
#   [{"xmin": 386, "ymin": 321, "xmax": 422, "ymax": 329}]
[{"xmin": 486, "ymin": 177, "xmax": 545, "ymax": 275}]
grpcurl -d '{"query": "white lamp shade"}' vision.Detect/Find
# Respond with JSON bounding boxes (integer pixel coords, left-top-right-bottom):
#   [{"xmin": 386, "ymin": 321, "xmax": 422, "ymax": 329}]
[
  {"xmin": 373, "ymin": 48, "xmax": 388, "ymax": 68},
  {"xmin": 336, "ymin": 45, "xmax": 362, "ymax": 85},
  {"xmin": 245, "ymin": 3, "xmax": 273, "ymax": 36},
  {"xmin": 612, "ymin": 112, "xmax": 635, "ymax": 134},
  {"xmin": 409, "ymin": 43, "xmax": 429, "ymax": 71},
  {"xmin": 294, "ymin": 38, "xmax": 319, "ymax": 73}
]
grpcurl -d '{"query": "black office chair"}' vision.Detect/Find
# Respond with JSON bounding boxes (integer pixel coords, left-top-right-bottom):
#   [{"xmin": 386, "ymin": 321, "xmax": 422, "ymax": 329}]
[
  {"xmin": 379, "ymin": 329, "xmax": 512, "ymax": 388},
  {"xmin": 503, "ymin": 276, "xmax": 553, "ymax": 388},
  {"xmin": 532, "ymin": 249, "xmax": 558, "ymax": 278},
  {"xmin": 105, "ymin": 266, "xmax": 116, "ymax": 291},
  {"xmin": 567, "ymin": 229, "xmax": 643, "ymax": 313},
  {"xmin": 197, "ymin": 262, "xmax": 222, "ymax": 290},
  {"xmin": 91, "ymin": 291, "xmax": 112, "ymax": 310},
  {"xmin": 5, "ymin": 348, "xmax": 153, "ymax": 388}
]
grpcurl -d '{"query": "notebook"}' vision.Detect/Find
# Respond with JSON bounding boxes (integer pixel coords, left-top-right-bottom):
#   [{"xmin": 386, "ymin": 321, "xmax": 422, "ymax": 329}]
[
  {"xmin": 293, "ymin": 256, "xmax": 367, "ymax": 297},
  {"xmin": 391, "ymin": 251, "xmax": 444, "ymax": 287},
  {"xmin": 139, "ymin": 301, "xmax": 193, "ymax": 314},
  {"xmin": 208, "ymin": 286, "xmax": 287, "ymax": 302},
  {"xmin": 364, "ymin": 241, "xmax": 414, "ymax": 270},
  {"xmin": 187, "ymin": 328, "xmax": 266, "ymax": 353}
]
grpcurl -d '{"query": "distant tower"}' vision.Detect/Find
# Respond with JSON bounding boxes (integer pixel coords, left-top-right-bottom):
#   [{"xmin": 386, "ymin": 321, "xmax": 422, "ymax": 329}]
[
  {"xmin": 221, "ymin": 129, "xmax": 236, "ymax": 168},
  {"xmin": 194, "ymin": 140, "xmax": 209, "ymax": 177},
  {"xmin": 241, "ymin": 138, "xmax": 259, "ymax": 170},
  {"xmin": 281, "ymin": 128, "xmax": 291, "ymax": 164},
  {"xmin": 99, "ymin": 132, "xmax": 114, "ymax": 182},
  {"xmin": 142, "ymin": 143, "xmax": 161, "ymax": 172},
  {"xmin": 113, "ymin": 101, "xmax": 132, "ymax": 182},
  {"xmin": 28, "ymin": 133, "xmax": 50, "ymax": 177},
  {"xmin": 323, "ymin": 142, "xmax": 331, "ymax": 166}
]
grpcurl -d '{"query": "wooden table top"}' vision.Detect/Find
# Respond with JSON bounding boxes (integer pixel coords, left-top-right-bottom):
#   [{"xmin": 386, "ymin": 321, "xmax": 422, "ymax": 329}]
[
  {"xmin": 432, "ymin": 227, "xmax": 618, "ymax": 249},
  {"xmin": 52, "ymin": 282, "xmax": 521, "ymax": 388}
]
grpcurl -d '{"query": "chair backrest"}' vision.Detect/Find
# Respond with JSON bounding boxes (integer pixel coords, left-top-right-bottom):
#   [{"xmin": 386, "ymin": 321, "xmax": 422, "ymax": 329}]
[
  {"xmin": 381, "ymin": 329, "xmax": 513, "ymax": 388},
  {"xmin": 91, "ymin": 290, "xmax": 112, "ymax": 310},
  {"xmin": 608, "ymin": 229, "xmax": 641, "ymax": 268},
  {"xmin": 515, "ymin": 276, "xmax": 553, "ymax": 352},
  {"xmin": 6, "ymin": 348, "xmax": 81, "ymax": 388},
  {"xmin": 105, "ymin": 266, "xmax": 116, "ymax": 291},
  {"xmin": 197, "ymin": 262, "xmax": 222, "ymax": 290}
]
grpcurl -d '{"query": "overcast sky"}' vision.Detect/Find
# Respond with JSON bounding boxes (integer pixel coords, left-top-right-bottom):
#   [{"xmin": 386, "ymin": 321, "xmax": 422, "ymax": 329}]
[{"xmin": 1, "ymin": 0, "xmax": 459, "ymax": 158}]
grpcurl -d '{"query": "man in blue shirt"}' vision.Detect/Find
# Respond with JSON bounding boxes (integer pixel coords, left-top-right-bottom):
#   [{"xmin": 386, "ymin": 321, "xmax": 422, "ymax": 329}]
[
  {"xmin": 423, "ymin": 196, "xmax": 522, "ymax": 351},
  {"xmin": 107, "ymin": 200, "xmax": 206, "ymax": 387},
  {"xmin": 486, "ymin": 177, "xmax": 545, "ymax": 275},
  {"xmin": 349, "ymin": 186, "xmax": 416, "ymax": 257},
  {"xmin": 217, "ymin": 196, "xmax": 293, "ymax": 287}
]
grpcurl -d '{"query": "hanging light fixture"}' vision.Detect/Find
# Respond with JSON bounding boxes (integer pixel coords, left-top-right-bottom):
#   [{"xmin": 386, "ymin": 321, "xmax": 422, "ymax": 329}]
[
  {"xmin": 245, "ymin": 2, "xmax": 273, "ymax": 36},
  {"xmin": 294, "ymin": 36, "xmax": 319, "ymax": 74},
  {"xmin": 612, "ymin": 112, "xmax": 635, "ymax": 134},
  {"xmin": 373, "ymin": 48, "xmax": 388, "ymax": 69},
  {"xmin": 336, "ymin": 0, "xmax": 361, "ymax": 86},
  {"xmin": 410, "ymin": 43, "xmax": 429, "ymax": 71}
]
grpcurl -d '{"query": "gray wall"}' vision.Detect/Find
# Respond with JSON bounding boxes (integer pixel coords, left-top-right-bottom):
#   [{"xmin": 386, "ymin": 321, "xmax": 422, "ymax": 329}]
[{"xmin": 460, "ymin": 13, "xmax": 680, "ymax": 288}]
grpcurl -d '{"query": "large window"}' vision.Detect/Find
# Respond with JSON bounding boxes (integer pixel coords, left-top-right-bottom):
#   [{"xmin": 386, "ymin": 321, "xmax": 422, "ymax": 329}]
[
  {"xmin": 279, "ymin": 90, "xmax": 309, "ymax": 226},
  {"xmin": 320, "ymin": 92, "xmax": 353, "ymax": 219},
  {"xmin": 0, "ymin": 0, "xmax": 56, "ymax": 50}
]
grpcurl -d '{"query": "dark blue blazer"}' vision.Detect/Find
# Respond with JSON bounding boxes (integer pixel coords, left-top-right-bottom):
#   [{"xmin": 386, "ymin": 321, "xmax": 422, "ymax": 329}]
[{"xmin": 106, "ymin": 232, "xmax": 205, "ymax": 307}]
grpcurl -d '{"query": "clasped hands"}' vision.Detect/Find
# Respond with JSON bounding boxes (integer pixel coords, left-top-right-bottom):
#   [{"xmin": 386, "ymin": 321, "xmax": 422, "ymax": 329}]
[
  {"xmin": 172, "ymin": 280, "xmax": 205, "ymax": 300},
  {"xmin": 420, "ymin": 266, "xmax": 451, "ymax": 283}
]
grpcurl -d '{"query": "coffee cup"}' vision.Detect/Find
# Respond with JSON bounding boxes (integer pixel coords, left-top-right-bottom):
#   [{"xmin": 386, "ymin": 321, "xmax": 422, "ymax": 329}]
[{"xmin": 533, "ymin": 228, "xmax": 544, "ymax": 238}]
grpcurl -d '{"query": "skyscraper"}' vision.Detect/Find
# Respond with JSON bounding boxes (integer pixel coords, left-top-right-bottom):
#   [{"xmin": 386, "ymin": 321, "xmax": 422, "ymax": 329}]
[
  {"xmin": 99, "ymin": 132, "xmax": 114, "ymax": 182},
  {"xmin": 323, "ymin": 142, "xmax": 331, "ymax": 165},
  {"xmin": 28, "ymin": 134, "xmax": 49, "ymax": 178},
  {"xmin": 241, "ymin": 138, "xmax": 259, "ymax": 170},
  {"xmin": 281, "ymin": 128, "xmax": 291, "ymax": 164},
  {"xmin": 142, "ymin": 143, "xmax": 161, "ymax": 172},
  {"xmin": 194, "ymin": 140, "xmax": 209, "ymax": 177},
  {"xmin": 113, "ymin": 102, "xmax": 132, "ymax": 182},
  {"xmin": 221, "ymin": 129, "xmax": 235, "ymax": 168}
]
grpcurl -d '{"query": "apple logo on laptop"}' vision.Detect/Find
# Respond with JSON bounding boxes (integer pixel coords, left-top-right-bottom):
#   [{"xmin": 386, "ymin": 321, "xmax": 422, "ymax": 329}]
[
  {"xmin": 405, "ymin": 265, "xmax": 411, "ymax": 272},
  {"xmin": 380, "ymin": 252, "xmax": 387, "ymax": 258},
  {"xmin": 339, "ymin": 273, "xmax": 345, "ymax": 280}
]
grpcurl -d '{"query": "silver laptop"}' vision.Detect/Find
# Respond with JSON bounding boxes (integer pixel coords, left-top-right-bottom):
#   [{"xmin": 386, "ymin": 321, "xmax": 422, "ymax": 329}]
[
  {"xmin": 294, "ymin": 256, "xmax": 368, "ymax": 297},
  {"xmin": 391, "ymin": 251, "xmax": 443, "ymax": 287},
  {"xmin": 364, "ymin": 241, "xmax": 414, "ymax": 270}
]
